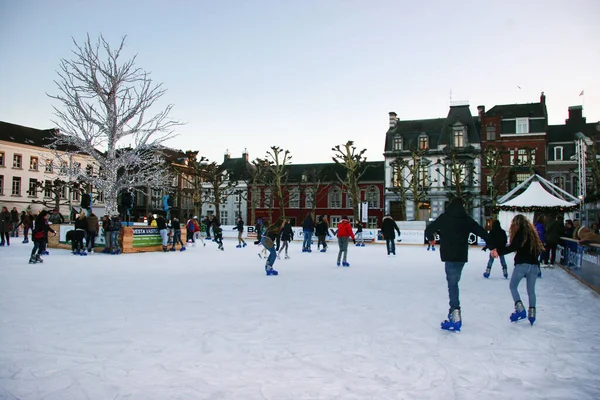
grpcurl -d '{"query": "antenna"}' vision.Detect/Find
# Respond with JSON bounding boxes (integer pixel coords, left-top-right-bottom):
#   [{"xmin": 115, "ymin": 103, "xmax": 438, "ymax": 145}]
[{"xmin": 449, "ymin": 90, "xmax": 453, "ymax": 105}]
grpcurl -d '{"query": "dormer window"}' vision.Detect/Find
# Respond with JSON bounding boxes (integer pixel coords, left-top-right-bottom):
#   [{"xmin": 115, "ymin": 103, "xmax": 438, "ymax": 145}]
[
  {"xmin": 419, "ymin": 134, "xmax": 428, "ymax": 150},
  {"xmin": 393, "ymin": 135, "xmax": 403, "ymax": 151},
  {"xmin": 453, "ymin": 129, "xmax": 464, "ymax": 147},
  {"xmin": 516, "ymin": 118, "xmax": 529, "ymax": 134}
]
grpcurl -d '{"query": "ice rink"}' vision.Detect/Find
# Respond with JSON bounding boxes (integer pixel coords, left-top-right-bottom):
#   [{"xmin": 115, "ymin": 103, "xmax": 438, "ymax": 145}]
[{"xmin": 1, "ymin": 238, "xmax": 599, "ymax": 400}]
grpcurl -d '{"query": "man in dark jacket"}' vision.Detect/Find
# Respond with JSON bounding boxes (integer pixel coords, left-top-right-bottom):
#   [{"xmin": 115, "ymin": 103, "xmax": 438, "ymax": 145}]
[
  {"xmin": 10, "ymin": 207, "xmax": 19, "ymax": 237},
  {"xmin": 381, "ymin": 215, "xmax": 401, "ymax": 255},
  {"xmin": 545, "ymin": 215, "xmax": 565, "ymax": 265},
  {"xmin": 425, "ymin": 197, "xmax": 496, "ymax": 332}
]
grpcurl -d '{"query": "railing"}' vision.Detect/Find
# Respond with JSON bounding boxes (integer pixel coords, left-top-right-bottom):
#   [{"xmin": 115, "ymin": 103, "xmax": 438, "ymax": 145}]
[{"xmin": 557, "ymin": 237, "xmax": 600, "ymax": 294}]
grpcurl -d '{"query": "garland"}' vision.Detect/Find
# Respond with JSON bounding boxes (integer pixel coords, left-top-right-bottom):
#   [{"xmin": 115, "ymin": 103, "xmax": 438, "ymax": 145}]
[{"xmin": 494, "ymin": 205, "xmax": 578, "ymax": 212}]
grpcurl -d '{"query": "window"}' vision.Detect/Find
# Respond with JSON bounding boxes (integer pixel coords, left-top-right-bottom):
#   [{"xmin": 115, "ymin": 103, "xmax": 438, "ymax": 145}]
[
  {"xmin": 305, "ymin": 191, "xmax": 314, "ymax": 209},
  {"xmin": 13, "ymin": 154, "xmax": 22, "ymax": 168},
  {"xmin": 516, "ymin": 118, "xmax": 529, "ymax": 134},
  {"xmin": 573, "ymin": 176, "xmax": 580, "ymax": 197},
  {"xmin": 419, "ymin": 135, "xmax": 428, "ymax": 150},
  {"xmin": 252, "ymin": 189, "xmax": 261, "ymax": 209},
  {"xmin": 28, "ymin": 179, "xmax": 37, "ymax": 197},
  {"xmin": 393, "ymin": 136, "xmax": 403, "ymax": 151},
  {"xmin": 12, "ymin": 177, "xmax": 21, "ymax": 196},
  {"xmin": 553, "ymin": 176, "xmax": 566, "ymax": 190},
  {"xmin": 30, "ymin": 156, "xmax": 38, "ymax": 171},
  {"xmin": 96, "ymin": 191, "xmax": 104, "ymax": 202},
  {"xmin": 60, "ymin": 161, "xmax": 68, "ymax": 174},
  {"xmin": 517, "ymin": 149, "xmax": 527, "ymax": 165},
  {"xmin": 328, "ymin": 186, "xmax": 342, "ymax": 208},
  {"xmin": 554, "ymin": 146, "xmax": 563, "ymax": 161},
  {"xmin": 235, "ymin": 192, "xmax": 242, "ymax": 204},
  {"xmin": 289, "ymin": 189, "xmax": 299, "ymax": 208},
  {"xmin": 171, "ymin": 176, "xmax": 178, "ymax": 187},
  {"xmin": 72, "ymin": 161, "xmax": 81, "ymax": 174},
  {"xmin": 72, "ymin": 188, "xmax": 80, "ymax": 201},
  {"xmin": 453, "ymin": 129, "xmax": 464, "ymax": 147},
  {"xmin": 368, "ymin": 216, "xmax": 378, "ymax": 229},
  {"xmin": 419, "ymin": 165, "xmax": 429, "ymax": 187},
  {"xmin": 263, "ymin": 189, "xmax": 273, "ymax": 208},
  {"xmin": 45, "ymin": 159, "xmax": 53, "ymax": 173},
  {"xmin": 0, "ymin": 151, "xmax": 4, "ymax": 166},
  {"xmin": 366, "ymin": 186, "xmax": 380, "ymax": 208},
  {"xmin": 60, "ymin": 185, "xmax": 67, "ymax": 199},
  {"xmin": 347, "ymin": 192, "xmax": 353, "ymax": 209},
  {"xmin": 509, "ymin": 149, "xmax": 515, "ymax": 166},
  {"xmin": 0, "ymin": 175, "xmax": 3, "ymax": 195},
  {"xmin": 44, "ymin": 180, "xmax": 52, "ymax": 198},
  {"xmin": 220, "ymin": 210, "xmax": 228, "ymax": 225},
  {"xmin": 86, "ymin": 165, "xmax": 93, "ymax": 177},
  {"xmin": 486, "ymin": 126, "xmax": 496, "ymax": 141},
  {"xmin": 393, "ymin": 166, "xmax": 404, "ymax": 188},
  {"xmin": 330, "ymin": 216, "xmax": 341, "ymax": 227}
]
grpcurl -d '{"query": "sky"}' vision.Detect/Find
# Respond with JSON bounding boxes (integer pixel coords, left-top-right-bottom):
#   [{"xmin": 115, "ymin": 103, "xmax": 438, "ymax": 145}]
[
  {"xmin": 1, "ymin": 0, "xmax": 599, "ymax": 165},
  {"xmin": 2, "ymin": 239, "xmax": 600, "ymax": 399}
]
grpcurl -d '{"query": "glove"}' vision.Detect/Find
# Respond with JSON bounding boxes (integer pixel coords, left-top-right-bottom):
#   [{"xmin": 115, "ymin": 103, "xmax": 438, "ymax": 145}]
[{"xmin": 481, "ymin": 247, "xmax": 487, "ymax": 252}]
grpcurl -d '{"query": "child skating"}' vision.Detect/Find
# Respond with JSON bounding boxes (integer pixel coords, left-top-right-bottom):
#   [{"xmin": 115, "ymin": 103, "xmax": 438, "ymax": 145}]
[{"xmin": 482, "ymin": 220, "xmax": 508, "ymax": 278}]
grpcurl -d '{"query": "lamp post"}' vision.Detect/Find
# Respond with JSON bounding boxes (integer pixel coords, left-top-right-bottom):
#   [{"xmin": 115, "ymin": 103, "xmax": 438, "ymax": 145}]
[{"xmin": 575, "ymin": 132, "xmax": 592, "ymax": 226}]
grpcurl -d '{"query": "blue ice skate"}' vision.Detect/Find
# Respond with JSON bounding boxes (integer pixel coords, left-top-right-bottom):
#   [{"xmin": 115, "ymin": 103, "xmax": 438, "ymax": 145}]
[
  {"xmin": 342, "ymin": 262, "xmax": 350, "ymax": 267},
  {"xmin": 265, "ymin": 265, "xmax": 278, "ymax": 276},
  {"xmin": 441, "ymin": 309, "xmax": 461, "ymax": 332},
  {"xmin": 510, "ymin": 301, "xmax": 527, "ymax": 322},
  {"xmin": 242, "ymin": 243, "xmax": 247, "ymax": 247},
  {"xmin": 337, "ymin": 261, "xmax": 341, "ymax": 267},
  {"xmin": 528, "ymin": 307, "xmax": 536, "ymax": 326},
  {"xmin": 180, "ymin": 247, "xmax": 186, "ymax": 252},
  {"xmin": 236, "ymin": 244, "xmax": 242, "ymax": 248},
  {"xmin": 483, "ymin": 267, "xmax": 491, "ymax": 279},
  {"xmin": 360, "ymin": 243, "xmax": 365, "ymax": 247},
  {"xmin": 80, "ymin": 250, "xmax": 87, "ymax": 256},
  {"xmin": 320, "ymin": 248, "xmax": 326, "ymax": 253}
]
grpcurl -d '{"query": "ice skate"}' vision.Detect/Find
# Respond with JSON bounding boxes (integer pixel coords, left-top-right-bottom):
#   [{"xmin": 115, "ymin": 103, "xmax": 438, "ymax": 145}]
[
  {"xmin": 441, "ymin": 309, "xmax": 461, "ymax": 331},
  {"xmin": 169, "ymin": 247, "xmax": 176, "ymax": 252},
  {"xmin": 80, "ymin": 250, "xmax": 87, "ymax": 256},
  {"xmin": 285, "ymin": 254, "xmax": 290, "ymax": 259},
  {"xmin": 528, "ymin": 307, "xmax": 536, "ymax": 325},
  {"xmin": 342, "ymin": 261, "xmax": 350, "ymax": 267},
  {"xmin": 35, "ymin": 254, "xmax": 44, "ymax": 263},
  {"xmin": 510, "ymin": 301, "xmax": 527, "ymax": 322},
  {"xmin": 265, "ymin": 264, "xmax": 278, "ymax": 276},
  {"xmin": 180, "ymin": 247, "xmax": 186, "ymax": 252},
  {"xmin": 537, "ymin": 269, "xmax": 542, "ymax": 278},
  {"xmin": 502, "ymin": 268, "xmax": 508, "ymax": 279},
  {"xmin": 242, "ymin": 243, "xmax": 247, "ymax": 247},
  {"xmin": 320, "ymin": 248, "xmax": 326, "ymax": 253},
  {"xmin": 337, "ymin": 261, "xmax": 341, "ymax": 267},
  {"xmin": 360, "ymin": 243, "xmax": 365, "ymax": 247},
  {"xmin": 28, "ymin": 256, "xmax": 37, "ymax": 264},
  {"xmin": 483, "ymin": 267, "xmax": 491, "ymax": 279}
]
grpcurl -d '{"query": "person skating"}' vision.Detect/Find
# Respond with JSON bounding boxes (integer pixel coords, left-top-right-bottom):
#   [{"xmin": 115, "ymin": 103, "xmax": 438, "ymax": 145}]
[
  {"xmin": 545, "ymin": 215, "xmax": 565, "ymax": 266},
  {"xmin": 336, "ymin": 216, "xmax": 355, "ymax": 267},
  {"xmin": 302, "ymin": 214, "xmax": 315, "ymax": 252},
  {"xmin": 235, "ymin": 217, "xmax": 247, "ymax": 248},
  {"xmin": 72, "ymin": 212, "xmax": 88, "ymax": 255},
  {"xmin": 355, "ymin": 222, "xmax": 365, "ymax": 246},
  {"xmin": 261, "ymin": 235, "xmax": 278, "ymax": 276},
  {"xmin": 316, "ymin": 215, "xmax": 329, "ymax": 252},
  {"xmin": 212, "ymin": 217, "xmax": 224, "ymax": 251},
  {"xmin": 278, "ymin": 219, "xmax": 293, "ymax": 259},
  {"xmin": 482, "ymin": 220, "xmax": 509, "ymax": 279},
  {"xmin": 381, "ymin": 215, "xmax": 401, "ymax": 256},
  {"xmin": 109, "ymin": 214, "xmax": 122, "ymax": 254},
  {"xmin": 86, "ymin": 211, "xmax": 99, "ymax": 253},
  {"xmin": 0, "ymin": 206, "xmax": 10, "ymax": 246},
  {"xmin": 101, "ymin": 215, "xmax": 111, "ymax": 253},
  {"xmin": 156, "ymin": 214, "xmax": 168, "ymax": 252},
  {"xmin": 425, "ymin": 197, "xmax": 496, "ymax": 332},
  {"xmin": 10, "ymin": 207, "xmax": 19, "ymax": 238},
  {"xmin": 495, "ymin": 214, "xmax": 544, "ymax": 325},
  {"xmin": 169, "ymin": 217, "xmax": 186, "ymax": 251},
  {"xmin": 29, "ymin": 211, "xmax": 56, "ymax": 263},
  {"xmin": 192, "ymin": 217, "xmax": 206, "ymax": 247}
]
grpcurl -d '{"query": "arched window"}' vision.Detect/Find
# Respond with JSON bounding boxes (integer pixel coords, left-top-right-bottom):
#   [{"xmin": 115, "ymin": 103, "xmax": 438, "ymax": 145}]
[
  {"xmin": 264, "ymin": 189, "xmax": 273, "ymax": 208},
  {"xmin": 328, "ymin": 186, "xmax": 342, "ymax": 208},
  {"xmin": 289, "ymin": 188, "xmax": 299, "ymax": 208},
  {"xmin": 366, "ymin": 186, "xmax": 380, "ymax": 208}
]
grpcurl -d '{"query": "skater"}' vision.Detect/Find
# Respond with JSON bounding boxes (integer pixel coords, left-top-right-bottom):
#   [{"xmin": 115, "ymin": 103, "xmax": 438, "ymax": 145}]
[
  {"xmin": 381, "ymin": 214, "xmax": 401, "ymax": 256},
  {"xmin": 156, "ymin": 213, "xmax": 168, "ymax": 252},
  {"xmin": 29, "ymin": 210, "xmax": 56, "ymax": 263},
  {"xmin": 355, "ymin": 221, "xmax": 365, "ymax": 246},
  {"xmin": 109, "ymin": 214, "xmax": 122, "ymax": 254},
  {"xmin": 235, "ymin": 217, "xmax": 247, "ymax": 248},
  {"xmin": 22, "ymin": 211, "xmax": 32, "ymax": 243},
  {"xmin": 186, "ymin": 215, "xmax": 196, "ymax": 245},
  {"xmin": 545, "ymin": 215, "xmax": 565, "ymax": 265},
  {"xmin": 482, "ymin": 220, "xmax": 508, "ymax": 279},
  {"xmin": 425, "ymin": 197, "xmax": 495, "ymax": 332},
  {"xmin": 101, "ymin": 215, "xmax": 111, "ymax": 253},
  {"xmin": 86, "ymin": 211, "xmax": 99, "ymax": 253},
  {"xmin": 302, "ymin": 213, "xmax": 315, "ymax": 252},
  {"xmin": 278, "ymin": 218, "xmax": 293, "ymax": 259},
  {"xmin": 261, "ymin": 234, "xmax": 278, "ymax": 276},
  {"xmin": 0, "ymin": 206, "xmax": 10, "ymax": 246},
  {"xmin": 203, "ymin": 215, "xmax": 212, "ymax": 240},
  {"xmin": 10, "ymin": 207, "xmax": 19, "ymax": 237},
  {"xmin": 535, "ymin": 215, "xmax": 548, "ymax": 265},
  {"xmin": 495, "ymin": 214, "xmax": 544, "ymax": 325},
  {"xmin": 336, "ymin": 215, "xmax": 355, "ymax": 267},
  {"xmin": 316, "ymin": 215, "xmax": 329, "ymax": 252},
  {"xmin": 72, "ymin": 212, "xmax": 88, "ymax": 255},
  {"xmin": 169, "ymin": 217, "xmax": 186, "ymax": 251},
  {"xmin": 212, "ymin": 217, "xmax": 224, "ymax": 250},
  {"xmin": 254, "ymin": 217, "xmax": 263, "ymax": 245},
  {"xmin": 192, "ymin": 217, "xmax": 206, "ymax": 247}
]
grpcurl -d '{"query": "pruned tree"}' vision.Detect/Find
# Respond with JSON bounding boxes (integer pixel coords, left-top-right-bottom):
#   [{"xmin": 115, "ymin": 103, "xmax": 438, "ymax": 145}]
[
  {"xmin": 179, "ymin": 150, "xmax": 208, "ymax": 217},
  {"xmin": 248, "ymin": 158, "xmax": 269, "ymax": 225},
  {"xmin": 332, "ymin": 141, "xmax": 370, "ymax": 221},
  {"xmin": 47, "ymin": 34, "xmax": 180, "ymax": 216},
  {"xmin": 263, "ymin": 146, "xmax": 292, "ymax": 228},
  {"xmin": 389, "ymin": 150, "xmax": 432, "ymax": 221},
  {"xmin": 481, "ymin": 146, "xmax": 507, "ymax": 211},
  {"xmin": 30, "ymin": 178, "xmax": 82, "ymax": 214},
  {"xmin": 201, "ymin": 161, "xmax": 237, "ymax": 220},
  {"xmin": 435, "ymin": 147, "xmax": 478, "ymax": 203}
]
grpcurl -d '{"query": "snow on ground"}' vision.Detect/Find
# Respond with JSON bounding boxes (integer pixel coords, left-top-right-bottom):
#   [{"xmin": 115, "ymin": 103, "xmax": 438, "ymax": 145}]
[{"xmin": 1, "ymin": 238, "xmax": 599, "ymax": 400}]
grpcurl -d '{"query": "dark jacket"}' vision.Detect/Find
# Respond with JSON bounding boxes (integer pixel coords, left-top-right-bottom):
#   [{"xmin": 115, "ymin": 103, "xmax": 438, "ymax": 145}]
[
  {"xmin": 171, "ymin": 218, "xmax": 181, "ymax": 231},
  {"xmin": 235, "ymin": 219, "xmax": 244, "ymax": 232},
  {"xmin": 0, "ymin": 211, "xmax": 10, "ymax": 233},
  {"xmin": 499, "ymin": 229, "xmax": 541, "ymax": 265},
  {"xmin": 10, "ymin": 209, "xmax": 19, "ymax": 223},
  {"xmin": 101, "ymin": 217, "xmax": 111, "ymax": 232},
  {"xmin": 381, "ymin": 216, "xmax": 400, "ymax": 239},
  {"xmin": 87, "ymin": 213, "xmax": 99, "ymax": 234},
  {"xmin": 74, "ymin": 217, "xmax": 88, "ymax": 231},
  {"xmin": 356, "ymin": 223, "xmax": 363, "ymax": 233},
  {"xmin": 110, "ymin": 216, "xmax": 122, "ymax": 232},
  {"xmin": 535, "ymin": 221, "xmax": 546, "ymax": 243},
  {"xmin": 315, "ymin": 218, "xmax": 328, "ymax": 236},
  {"xmin": 425, "ymin": 199, "xmax": 493, "ymax": 262},
  {"xmin": 545, "ymin": 219, "xmax": 565, "ymax": 246},
  {"xmin": 302, "ymin": 215, "xmax": 314, "ymax": 232},
  {"xmin": 33, "ymin": 214, "xmax": 55, "ymax": 238},
  {"xmin": 280, "ymin": 222, "xmax": 294, "ymax": 241},
  {"xmin": 156, "ymin": 216, "xmax": 167, "ymax": 230},
  {"xmin": 483, "ymin": 221, "xmax": 507, "ymax": 251}
]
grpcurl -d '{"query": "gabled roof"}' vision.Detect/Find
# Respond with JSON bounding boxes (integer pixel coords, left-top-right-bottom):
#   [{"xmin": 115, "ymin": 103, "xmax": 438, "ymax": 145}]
[
  {"xmin": 384, "ymin": 118, "xmax": 446, "ymax": 153},
  {"xmin": 485, "ymin": 103, "xmax": 545, "ymax": 119},
  {"xmin": 497, "ymin": 174, "xmax": 579, "ymax": 210},
  {"xmin": 0, "ymin": 120, "xmax": 83, "ymax": 153},
  {"xmin": 439, "ymin": 105, "xmax": 480, "ymax": 145}
]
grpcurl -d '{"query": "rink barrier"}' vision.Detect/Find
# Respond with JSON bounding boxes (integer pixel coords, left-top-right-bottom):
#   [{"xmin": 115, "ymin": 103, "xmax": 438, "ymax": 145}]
[{"xmin": 557, "ymin": 237, "xmax": 600, "ymax": 294}]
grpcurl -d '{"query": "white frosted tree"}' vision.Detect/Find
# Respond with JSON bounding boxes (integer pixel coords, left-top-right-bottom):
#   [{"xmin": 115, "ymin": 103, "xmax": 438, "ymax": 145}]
[{"xmin": 48, "ymin": 34, "xmax": 179, "ymax": 216}]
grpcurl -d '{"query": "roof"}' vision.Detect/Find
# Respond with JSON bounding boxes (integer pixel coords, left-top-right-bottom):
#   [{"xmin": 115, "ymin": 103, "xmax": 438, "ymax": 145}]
[
  {"xmin": 499, "ymin": 180, "xmax": 577, "ymax": 208},
  {"xmin": 0, "ymin": 120, "xmax": 85, "ymax": 153},
  {"xmin": 547, "ymin": 122, "xmax": 599, "ymax": 142},
  {"xmin": 439, "ymin": 105, "xmax": 480, "ymax": 145},
  {"xmin": 285, "ymin": 161, "xmax": 384, "ymax": 183},
  {"xmin": 485, "ymin": 103, "xmax": 545, "ymax": 119}
]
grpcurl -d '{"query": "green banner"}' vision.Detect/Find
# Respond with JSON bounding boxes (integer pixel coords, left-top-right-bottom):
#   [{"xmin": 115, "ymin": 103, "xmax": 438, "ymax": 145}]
[{"xmin": 132, "ymin": 227, "xmax": 162, "ymax": 248}]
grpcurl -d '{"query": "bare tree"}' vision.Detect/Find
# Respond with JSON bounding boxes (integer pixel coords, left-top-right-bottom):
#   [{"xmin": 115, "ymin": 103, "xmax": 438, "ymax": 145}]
[
  {"xmin": 481, "ymin": 146, "xmax": 507, "ymax": 211},
  {"xmin": 247, "ymin": 158, "xmax": 269, "ymax": 225},
  {"xmin": 435, "ymin": 147, "xmax": 478, "ymax": 203},
  {"xmin": 177, "ymin": 150, "xmax": 208, "ymax": 217},
  {"xmin": 30, "ymin": 179, "xmax": 82, "ymax": 215},
  {"xmin": 47, "ymin": 34, "xmax": 180, "ymax": 216},
  {"xmin": 201, "ymin": 161, "xmax": 237, "ymax": 219},
  {"xmin": 389, "ymin": 150, "xmax": 433, "ymax": 221},
  {"xmin": 263, "ymin": 146, "xmax": 292, "ymax": 227},
  {"xmin": 332, "ymin": 141, "xmax": 370, "ymax": 221}
]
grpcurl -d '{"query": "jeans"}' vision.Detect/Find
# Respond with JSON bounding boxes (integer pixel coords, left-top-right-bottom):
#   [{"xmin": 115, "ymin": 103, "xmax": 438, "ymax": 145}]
[
  {"xmin": 31, "ymin": 239, "xmax": 46, "ymax": 257},
  {"xmin": 337, "ymin": 237, "xmax": 349, "ymax": 263},
  {"xmin": 110, "ymin": 231, "xmax": 120, "ymax": 252},
  {"xmin": 303, "ymin": 230, "xmax": 313, "ymax": 250},
  {"xmin": 172, "ymin": 229, "xmax": 184, "ymax": 248},
  {"xmin": 510, "ymin": 263, "xmax": 539, "ymax": 308},
  {"xmin": 356, "ymin": 232, "xmax": 364, "ymax": 244},
  {"xmin": 487, "ymin": 253, "xmax": 507, "ymax": 269},
  {"xmin": 278, "ymin": 240, "xmax": 289, "ymax": 256},
  {"xmin": 385, "ymin": 238, "xmax": 395, "ymax": 255},
  {"xmin": 159, "ymin": 229, "xmax": 168, "ymax": 246},
  {"xmin": 86, "ymin": 231, "xmax": 97, "ymax": 251},
  {"xmin": 445, "ymin": 262, "xmax": 465, "ymax": 312},
  {"xmin": 266, "ymin": 246, "xmax": 277, "ymax": 266}
]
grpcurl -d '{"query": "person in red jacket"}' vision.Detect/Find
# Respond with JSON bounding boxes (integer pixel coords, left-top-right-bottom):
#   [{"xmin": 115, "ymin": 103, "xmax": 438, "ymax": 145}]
[{"xmin": 336, "ymin": 215, "xmax": 355, "ymax": 267}]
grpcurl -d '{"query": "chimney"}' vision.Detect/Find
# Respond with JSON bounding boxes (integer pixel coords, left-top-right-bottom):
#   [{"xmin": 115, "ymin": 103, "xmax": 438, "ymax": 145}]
[
  {"xmin": 567, "ymin": 105, "xmax": 584, "ymax": 124},
  {"xmin": 242, "ymin": 148, "xmax": 249, "ymax": 162},
  {"xmin": 389, "ymin": 112, "xmax": 398, "ymax": 129},
  {"xmin": 223, "ymin": 149, "xmax": 231, "ymax": 162},
  {"xmin": 477, "ymin": 105, "xmax": 485, "ymax": 119},
  {"xmin": 540, "ymin": 91, "xmax": 546, "ymax": 106}
]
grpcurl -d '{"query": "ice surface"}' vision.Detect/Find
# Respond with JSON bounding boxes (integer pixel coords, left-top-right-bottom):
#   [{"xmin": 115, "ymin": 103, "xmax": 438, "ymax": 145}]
[{"xmin": 1, "ymin": 240, "xmax": 599, "ymax": 399}]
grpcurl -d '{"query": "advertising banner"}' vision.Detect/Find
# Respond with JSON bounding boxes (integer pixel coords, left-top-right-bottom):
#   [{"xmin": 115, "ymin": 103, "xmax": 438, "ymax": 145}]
[{"xmin": 132, "ymin": 227, "xmax": 162, "ymax": 248}]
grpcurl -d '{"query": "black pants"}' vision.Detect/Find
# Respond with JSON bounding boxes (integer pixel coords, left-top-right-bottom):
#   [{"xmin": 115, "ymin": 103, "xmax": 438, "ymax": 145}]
[
  {"xmin": 72, "ymin": 230, "xmax": 85, "ymax": 252},
  {"xmin": 86, "ymin": 231, "xmax": 97, "ymax": 251},
  {"xmin": 0, "ymin": 232, "xmax": 9, "ymax": 245},
  {"xmin": 385, "ymin": 238, "xmax": 396, "ymax": 255},
  {"xmin": 31, "ymin": 239, "xmax": 46, "ymax": 257},
  {"xmin": 318, "ymin": 234, "xmax": 327, "ymax": 249}
]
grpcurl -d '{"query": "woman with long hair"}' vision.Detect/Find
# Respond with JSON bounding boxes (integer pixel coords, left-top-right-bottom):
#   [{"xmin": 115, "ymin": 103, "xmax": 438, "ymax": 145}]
[{"xmin": 498, "ymin": 214, "xmax": 545, "ymax": 325}]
